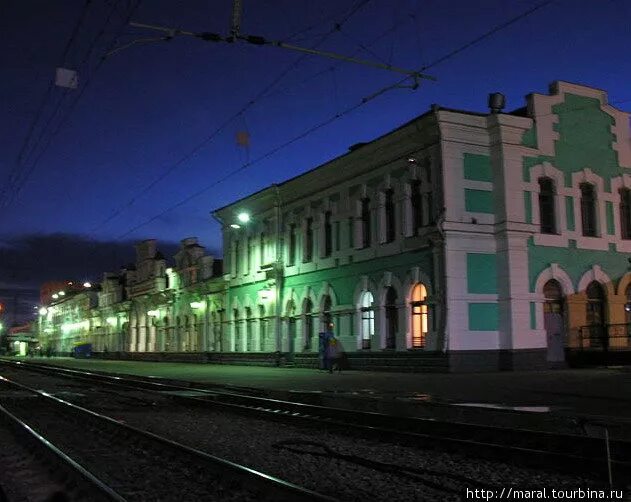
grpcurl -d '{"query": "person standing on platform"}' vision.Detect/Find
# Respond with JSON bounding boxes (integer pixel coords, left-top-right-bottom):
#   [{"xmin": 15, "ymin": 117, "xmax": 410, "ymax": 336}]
[{"xmin": 324, "ymin": 324, "xmax": 340, "ymax": 373}]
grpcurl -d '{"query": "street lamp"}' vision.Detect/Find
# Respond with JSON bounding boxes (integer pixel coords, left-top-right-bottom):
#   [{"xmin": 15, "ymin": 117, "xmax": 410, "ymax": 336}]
[{"xmin": 237, "ymin": 212, "xmax": 250, "ymax": 223}]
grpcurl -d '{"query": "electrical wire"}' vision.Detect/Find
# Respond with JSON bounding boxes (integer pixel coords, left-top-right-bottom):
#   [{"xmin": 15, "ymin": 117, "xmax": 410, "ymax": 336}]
[
  {"xmin": 3, "ymin": 0, "xmax": 142, "ymax": 211},
  {"xmin": 91, "ymin": 0, "xmax": 373, "ymax": 233},
  {"xmin": 113, "ymin": 0, "xmax": 560, "ymax": 239},
  {"xmin": 0, "ymin": 0, "xmax": 94, "ymax": 209}
]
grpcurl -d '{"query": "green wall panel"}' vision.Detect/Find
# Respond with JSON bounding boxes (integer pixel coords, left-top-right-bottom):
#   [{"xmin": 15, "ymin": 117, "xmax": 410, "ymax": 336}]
[
  {"xmin": 552, "ymin": 94, "xmax": 617, "ymax": 191},
  {"xmin": 463, "ymin": 153, "xmax": 492, "ymax": 182},
  {"xmin": 524, "ymin": 191, "xmax": 532, "ymax": 224},
  {"xmin": 606, "ymin": 201, "xmax": 615, "ymax": 235},
  {"xmin": 565, "ymin": 196, "xmax": 575, "ymax": 231},
  {"xmin": 468, "ymin": 303, "xmax": 499, "ymax": 331},
  {"xmin": 528, "ymin": 238, "xmax": 631, "ymax": 292},
  {"xmin": 464, "ymin": 189, "xmax": 494, "ymax": 214},
  {"xmin": 466, "ymin": 253, "xmax": 498, "ymax": 294}
]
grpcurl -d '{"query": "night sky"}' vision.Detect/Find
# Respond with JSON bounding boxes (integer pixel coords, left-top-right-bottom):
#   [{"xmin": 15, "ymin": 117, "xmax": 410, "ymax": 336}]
[{"xmin": 1, "ymin": 0, "xmax": 630, "ymax": 325}]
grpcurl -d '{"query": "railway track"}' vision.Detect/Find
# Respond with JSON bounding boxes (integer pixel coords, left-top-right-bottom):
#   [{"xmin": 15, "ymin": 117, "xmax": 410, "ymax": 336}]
[
  {"xmin": 2, "ymin": 359, "xmax": 630, "ymax": 487},
  {"xmin": 0, "ymin": 372, "xmax": 336, "ymax": 502}
]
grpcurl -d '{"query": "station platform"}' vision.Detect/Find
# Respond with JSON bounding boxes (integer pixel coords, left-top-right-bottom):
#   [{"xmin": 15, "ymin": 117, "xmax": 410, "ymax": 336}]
[{"xmin": 6, "ymin": 357, "xmax": 631, "ymax": 439}]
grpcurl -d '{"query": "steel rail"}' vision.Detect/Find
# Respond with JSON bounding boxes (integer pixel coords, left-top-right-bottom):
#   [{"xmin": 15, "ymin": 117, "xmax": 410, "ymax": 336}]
[
  {"xmin": 0, "ymin": 373, "xmax": 337, "ymax": 502},
  {"xmin": 3, "ymin": 359, "xmax": 631, "ymax": 483},
  {"xmin": 0, "ymin": 402, "xmax": 126, "ymax": 502}
]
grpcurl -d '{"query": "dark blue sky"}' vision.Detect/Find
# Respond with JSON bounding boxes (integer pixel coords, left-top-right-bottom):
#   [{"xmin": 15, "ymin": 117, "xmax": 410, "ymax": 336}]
[{"xmin": 1, "ymin": 0, "xmax": 630, "ymax": 322}]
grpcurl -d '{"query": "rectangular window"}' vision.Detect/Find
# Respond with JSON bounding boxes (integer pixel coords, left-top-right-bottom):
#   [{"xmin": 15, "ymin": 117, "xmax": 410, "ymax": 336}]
[
  {"xmin": 234, "ymin": 240, "xmax": 240, "ymax": 275},
  {"xmin": 411, "ymin": 181, "xmax": 422, "ymax": 233},
  {"xmin": 259, "ymin": 233, "xmax": 265, "ymax": 266},
  {"xmin": 538, "ymin": 178, "xmax": 556, "ymax": 234},
  {"xmin": 384, "ymin": 189, "xmax": 395, "ymax": 242},
  {"xmin": 348, "ymin": 217, "xmax": 354, "ymax": 248},
  {"xmin": 361, "ymin": 198, "xmax": 371, "ymax": 248},
  {"xmin": 324, "ymin": 211, "xmax": 332, "ymax": 257},
  {"xmin": 334, "ymin": 221, "xmax": 340, "ymax": 251},
  {"xmin": 288, "ymin": 224, "xmax": 296, "ymax": 265},
  {"xmin": 304, "ymin": 218, "xmax": 313, "ymax": 262},
  {"xmin": 580, "ymin": 183, "xmax": 597, "ymax": 237},
  {"xmin": 246, "ymin": 237, "xmax": 252, "ymax": 273}
]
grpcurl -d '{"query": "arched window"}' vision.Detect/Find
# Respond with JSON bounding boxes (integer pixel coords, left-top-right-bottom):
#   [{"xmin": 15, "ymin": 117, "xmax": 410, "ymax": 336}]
[
  {"xmin": 385, "ymin": 287, "xmax": 397, "ymax": 349},
  {"xmin": 410, "ymin": 283, "xmax": 428, "ymax": 348},
  {"xmin": 303, "ymin": 299, "xmax": 313, "ymax": 351},
  {"xmin": 620, "ymin": 188, "xmax": 631, "ymax": 239},
  {"xmin": 360, "ymin": 291, "xmax": 374, "ymax": 349},
  {"xmin": 580, "ymin": 183, "xmax": 597, "ymax": 237},
  {"xmin": 586, "ymin": 282, "xmax": 605, "ymax": 326},
  {"xmin": 288, "ymin": 224, "xmax": 297, "ymax": 265},
  {"xmin": 538, "ymin": 177, "xmax": 556, "ymax": 234}
]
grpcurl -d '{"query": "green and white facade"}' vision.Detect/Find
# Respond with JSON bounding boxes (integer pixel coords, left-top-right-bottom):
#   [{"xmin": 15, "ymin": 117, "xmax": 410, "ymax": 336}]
[{"xmin": 38, "ymin": 81, "xmax": 631, "ymax": 371}]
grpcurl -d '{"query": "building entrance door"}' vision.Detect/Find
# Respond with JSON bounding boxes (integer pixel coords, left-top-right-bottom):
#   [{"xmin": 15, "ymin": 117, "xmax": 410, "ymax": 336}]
[{"xmin": 543, "ymin": 280, "xmax": 565, "ymax": 362}]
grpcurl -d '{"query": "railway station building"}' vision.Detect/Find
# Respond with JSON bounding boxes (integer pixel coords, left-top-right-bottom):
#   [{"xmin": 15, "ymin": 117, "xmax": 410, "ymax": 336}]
[{"xmin": 38, "ymin": 81, "xmax": 631, "ymax": 371}]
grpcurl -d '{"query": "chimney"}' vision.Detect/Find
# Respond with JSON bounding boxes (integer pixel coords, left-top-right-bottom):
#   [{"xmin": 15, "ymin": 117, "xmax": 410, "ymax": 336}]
[{"xmin": 488, "ymin": 92, "xmax": 506, "ymax": 114}]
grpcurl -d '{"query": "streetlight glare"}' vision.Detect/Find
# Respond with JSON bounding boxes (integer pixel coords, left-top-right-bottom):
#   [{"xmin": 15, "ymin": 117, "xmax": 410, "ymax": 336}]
[
  {"xmin": 83, "ymin": 282, "xmax": 92, "ymax": 288},
  {"xmin": 237, "ymin": 212, "xmax": 250, "ymax": 223},
  {"xmin": 230, "ymin": 223, "xmax": 241, "ymax": 229}
]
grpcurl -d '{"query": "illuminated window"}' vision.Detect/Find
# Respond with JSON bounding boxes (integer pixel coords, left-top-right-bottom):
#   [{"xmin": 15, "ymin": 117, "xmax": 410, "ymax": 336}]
[
  {"xmin": 410, "ymin": 283, "xmax": 428, "ymax": 348},
  {"xmin": 360, "ymin": 291, "xmax": 374, "ymax": 349}
]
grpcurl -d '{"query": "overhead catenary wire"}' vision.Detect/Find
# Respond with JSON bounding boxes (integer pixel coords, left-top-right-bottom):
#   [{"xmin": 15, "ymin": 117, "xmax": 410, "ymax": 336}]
[
  {"xmin": 3, "ymin": 0, "xmax": 143, "ymax": 212},
  {"xmin": 113, "ymin": 0, "xmax": 558, "ymax": 240},
  {"xmin": 0, "ymin": 0, "xmax": 95, "ymax": 210},
  {"xmin": 91, "ymin": 0, "xmax": 373, "ymax": 233}
]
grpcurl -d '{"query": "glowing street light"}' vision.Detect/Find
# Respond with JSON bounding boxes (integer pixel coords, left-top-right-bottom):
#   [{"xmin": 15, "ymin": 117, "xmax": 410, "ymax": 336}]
[
  {"xmin": 39, "ymin": 307, "xmax": 48, "ymax": 316},
  {"xmin": 230, "ymin": 223, "xmax": 241, "ymax": 229},
  {"xmin": 52, "ymin": 294, "xmax": 59, "ymax": 299},
  {"xmin": 190, "ymin": 301, "xmax": 205, "ymax": 310},
  {"xmin": 83, "ymin": 282, "xmax": 92, "ymax": 288},
  {"xmin": 58, "ymin": 291, "xmax": 65, "ymax": 296},
  {"xmin": 237, "ymin": 212, "xmax": 250, "ymax": 223}
]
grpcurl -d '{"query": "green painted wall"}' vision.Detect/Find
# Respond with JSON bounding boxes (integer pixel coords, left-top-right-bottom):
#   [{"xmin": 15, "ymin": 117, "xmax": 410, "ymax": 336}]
[
  {"xmin": 463, "ymin": 154, "xmax": 493, "ymax": 182},
  {"xmin": 552, "ymin": 94, "xmax": 618, "ymax": 191},
  {"xmin": 606, "ymin": 201, "xmax": 615, "ymax": 235},
  {"xmin": 565, "ymin": 196, "xmax": 575, "ymax": 231},
  {"xmin": 524, "ymin": 191, "xmax": 532, "ymax": 224},
  {"xmin": 528, "ymin": 237, "xmax": 631, "ymax": 292},
  {"xmin": 466, "ymin": 253, "xmax": 498, "ymax": 294},
  {"xmin": 521, "ymin": 124, "xmax": 538, "ymax": 148},
  {"xmin": 468, "ymin": 303, "xmax": 499, "ymax": 331},
  {"xmin": 228, "ymin": 248, "xmax": 436, "ymax": 310},
  {"xmin": 464, "ymin": 189, "xmax": 494, "ymax": 214}
]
